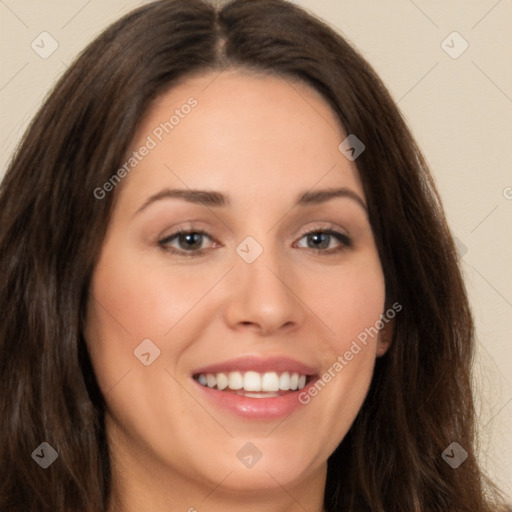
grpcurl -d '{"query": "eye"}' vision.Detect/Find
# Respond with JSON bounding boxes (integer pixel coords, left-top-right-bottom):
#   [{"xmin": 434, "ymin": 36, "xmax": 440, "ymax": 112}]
[
  {"xmin": 158, "ymin": 229, "xmax": 216, "ymax": 256},
  {"xmin": 294, "ymin": 229, "xmax": 351, "ymax": 254},
  {"xmin": 158, "ymin": 226, "xmax": 352, "ymax": 257}
]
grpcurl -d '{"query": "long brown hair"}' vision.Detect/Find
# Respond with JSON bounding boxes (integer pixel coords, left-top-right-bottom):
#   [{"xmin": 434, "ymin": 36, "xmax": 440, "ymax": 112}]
[{"xmin": 0, "ymin": 1, "xmax": 509, "ymax": 511}]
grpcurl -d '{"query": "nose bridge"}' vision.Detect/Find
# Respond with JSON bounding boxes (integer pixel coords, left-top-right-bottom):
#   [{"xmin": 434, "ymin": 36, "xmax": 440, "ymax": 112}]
[
  {"xmin": 240, "ymin": 237, "xmax": 287, "ymax": 293},
  {"xmin": 223, "ymin": 230, "xmax": 303, "ymax": 334}
]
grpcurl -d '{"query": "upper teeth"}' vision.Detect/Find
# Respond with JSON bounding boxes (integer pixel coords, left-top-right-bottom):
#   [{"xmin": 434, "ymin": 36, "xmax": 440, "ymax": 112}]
[{"xmin": 196, "ymin": 371, "xmax": 308, "ymax": 392}]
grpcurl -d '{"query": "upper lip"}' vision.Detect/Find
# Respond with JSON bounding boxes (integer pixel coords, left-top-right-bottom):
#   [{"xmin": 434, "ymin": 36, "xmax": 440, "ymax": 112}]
[{"xmin": 191, "ymin": 355, "xmax": 318, "ymax": 376}]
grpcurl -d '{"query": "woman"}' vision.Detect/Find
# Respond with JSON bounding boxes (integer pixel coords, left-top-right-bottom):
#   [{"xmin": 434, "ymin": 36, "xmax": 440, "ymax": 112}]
[{"xmin": 0, "ymin": 0, "xmax": 509, "ymax": 511}]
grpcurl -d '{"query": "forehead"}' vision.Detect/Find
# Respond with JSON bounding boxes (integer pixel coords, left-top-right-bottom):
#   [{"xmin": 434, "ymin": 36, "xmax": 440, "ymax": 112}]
[{"xmin": 118, "ymin": 69, "xmax": 364, "ymax": 210}]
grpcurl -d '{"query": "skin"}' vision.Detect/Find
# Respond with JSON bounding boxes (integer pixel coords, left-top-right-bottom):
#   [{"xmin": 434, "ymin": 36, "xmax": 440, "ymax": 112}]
[{"xmin": 85, "ymin": 69, "xmax": 392, "ymax": 512}]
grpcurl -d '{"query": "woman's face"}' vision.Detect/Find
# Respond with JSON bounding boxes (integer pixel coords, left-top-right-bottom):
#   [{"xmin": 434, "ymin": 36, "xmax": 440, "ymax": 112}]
[{"xmin": 85, "ymin": 70, "xmax": 389, "ymax": 500}]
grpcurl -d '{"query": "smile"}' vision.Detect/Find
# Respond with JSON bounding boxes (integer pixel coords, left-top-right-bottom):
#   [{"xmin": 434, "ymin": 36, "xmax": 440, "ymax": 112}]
[
  {"xmin": 194, "ymin": 370, "xmax": 310, "ymax": 397},
  {"xmin": 190, "ymin": 356, "xmax": 319, "ymax": 418}
]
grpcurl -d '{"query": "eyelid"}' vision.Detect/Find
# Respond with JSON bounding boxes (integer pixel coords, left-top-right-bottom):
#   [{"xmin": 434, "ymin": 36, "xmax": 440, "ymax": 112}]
[
  {"xmin": 158, "ymin": 228, "xmax": 218, "ymax": 254},
  {"xmin": 296, "ymin": 222, "xmax": 349, "ymax": 238},
  {"xmin": 293, "ymin": 223, "xmax": 352, "ymax": 253},
  {"xmin": 157, "ymin": 221, "xmax": 352, "ymax": 256}
]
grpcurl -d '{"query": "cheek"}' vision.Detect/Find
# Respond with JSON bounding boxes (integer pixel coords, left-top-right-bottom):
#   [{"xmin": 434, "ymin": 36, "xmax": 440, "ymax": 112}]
[
  {"xmin": 86, "ymin": 246, "xmax": 199, "ymax": 346},
  {"xmin": 306, "ymin": 252, "xmax": 386, "ymax": 352},
  {"xmin": 294, "ymin": 254, "xmax": 385, "ymax": 440},
  {"xmin": 83, "ymin": 237, "xmax": 228, "ymax": 396},
  {"xmin": 83, "ymin": 242, "xmax": 169, "ymax": 392}
]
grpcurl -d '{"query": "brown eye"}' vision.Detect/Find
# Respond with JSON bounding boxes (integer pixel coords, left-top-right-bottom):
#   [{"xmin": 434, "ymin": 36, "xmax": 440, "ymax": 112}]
[{"xmin": 158, "ymin": 230, "xmax": 214, "ymax": 256}]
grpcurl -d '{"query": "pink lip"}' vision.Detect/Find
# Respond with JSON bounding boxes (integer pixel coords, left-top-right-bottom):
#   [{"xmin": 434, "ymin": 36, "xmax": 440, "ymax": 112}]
[
  {"xmin": 191, "ymin": 355, "xmax": 318, "ymax": 376},
  {"xmin": 192, "ymin": 378, "xmax": 318, "ymax": 419},
  {"xmin": 190, "ymin": 355, "xmax": 319, "ymax": 420}
]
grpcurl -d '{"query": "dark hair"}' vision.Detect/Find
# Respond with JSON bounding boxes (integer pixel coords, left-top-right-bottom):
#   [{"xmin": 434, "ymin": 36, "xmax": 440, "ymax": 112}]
[{"xmin": 0, "ymin": 0, "xmax": 509, "ymax": 511}]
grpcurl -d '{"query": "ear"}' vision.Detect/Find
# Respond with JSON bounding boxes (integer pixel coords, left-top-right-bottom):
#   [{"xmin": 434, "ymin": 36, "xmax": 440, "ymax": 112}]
[{"xmin": 376, "ymin": 318, "xmax": 394, "ymax": 357}]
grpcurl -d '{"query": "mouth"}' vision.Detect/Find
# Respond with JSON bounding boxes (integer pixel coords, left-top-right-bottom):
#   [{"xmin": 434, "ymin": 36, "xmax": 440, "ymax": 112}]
[
  {"xmin": 190, "ymin": 356, "xmax": 319, "ymax": 419},
  {"xmin": 193, "ymin": 370, "xmax": 313, "ymax": 398}
]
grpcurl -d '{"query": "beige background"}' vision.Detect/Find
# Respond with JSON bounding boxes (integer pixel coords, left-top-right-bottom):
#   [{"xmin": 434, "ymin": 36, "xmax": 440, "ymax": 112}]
[{"xmin": 1, "ymin": 0, "xmax": 511, "ymax": 497}]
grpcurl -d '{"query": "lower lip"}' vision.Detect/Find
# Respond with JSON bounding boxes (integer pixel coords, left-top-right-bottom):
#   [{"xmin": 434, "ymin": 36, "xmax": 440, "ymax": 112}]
[{"xmin": 192, "ymin": 379, "xmax": 316, "ymax": 420}]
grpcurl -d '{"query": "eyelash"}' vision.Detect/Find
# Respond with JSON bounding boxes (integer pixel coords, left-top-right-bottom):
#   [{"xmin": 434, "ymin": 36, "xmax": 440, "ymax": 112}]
[{"xmin": 157, "ymin": 226, "xmax": 352, "ymax": 257}]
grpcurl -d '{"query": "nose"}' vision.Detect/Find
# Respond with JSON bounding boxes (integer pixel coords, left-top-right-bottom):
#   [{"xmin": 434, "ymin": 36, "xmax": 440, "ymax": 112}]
[{"xmin": 223, "ymin": 243, "xmax": 305, "ymax": 337}]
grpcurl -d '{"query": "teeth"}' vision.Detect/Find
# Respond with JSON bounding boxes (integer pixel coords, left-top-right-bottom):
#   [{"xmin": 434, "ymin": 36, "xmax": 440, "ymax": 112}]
[
  {"xmin": 237, "ymin": 391, "xmax": 280, "ymax": 398},
  {"xmin": 244, "ymin": 371, "xmax": 261, "ymax": 391},
  {"xmin": 279, "ymin": 372, "xmax": 291, "ymax": 390},
  {"xmin": 228, "ymin": 371, "xmax": 243, "ymax": 390},
  {"xmin": 196, "ymin": 370, "xmax": 309, "ymax": 392},
  {"xmin": 290, "ymin": 372, "xmax": 299, "ymax": 390},
  {"xmin": 261, "ymin": 372, "xmax": 280, "ymax": 392},
  {"xmin": 216, "ymin": 372, "xmax": 228, "ymax": 391}
]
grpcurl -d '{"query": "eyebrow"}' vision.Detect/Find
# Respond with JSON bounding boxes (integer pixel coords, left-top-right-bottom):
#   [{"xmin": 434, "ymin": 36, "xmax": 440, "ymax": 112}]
[{"xmin": 135, "ymin": 186, "xmax": 367, "ymax": 215}]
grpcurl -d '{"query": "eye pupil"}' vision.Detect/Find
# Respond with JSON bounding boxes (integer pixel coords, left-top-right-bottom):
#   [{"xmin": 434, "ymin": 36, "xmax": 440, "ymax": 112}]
[
  {"xmin": 309, "ymin": 232, "xmax": 330, "ymax": 250},
  {"xmin": 180, "ymin": 232, "xmax": 202, "ymax": 249}
]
